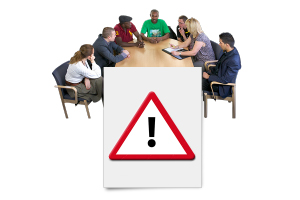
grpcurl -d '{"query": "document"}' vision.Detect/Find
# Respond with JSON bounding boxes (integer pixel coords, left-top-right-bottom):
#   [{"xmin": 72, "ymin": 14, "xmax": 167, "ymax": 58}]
[{"xmin": 163, "ymin": 47, "xmax": 183, "ymax": 53}]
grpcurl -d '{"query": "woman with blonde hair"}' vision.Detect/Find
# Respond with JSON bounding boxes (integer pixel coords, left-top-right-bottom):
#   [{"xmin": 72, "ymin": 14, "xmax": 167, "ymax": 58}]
[
  {"xmin": 65, "ymin": 44, "xmax": 103, "ymax": 103},
  {"xmin": 171, "ymin": 18, "xmax": 215, "ymax": 69}
]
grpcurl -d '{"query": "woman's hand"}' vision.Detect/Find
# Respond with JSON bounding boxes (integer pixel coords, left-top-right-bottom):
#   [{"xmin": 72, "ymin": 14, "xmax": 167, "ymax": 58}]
[
  {"xmin": 85, "ymin": 78, "xmax": 91, "ymax": 90},
  {"xmin": 171, "ymin": 51, "xmax": 180, "ymax": 56},
  {"xmin": 170, "ymin": 44, "xmax": 178, "ymax": 49},
  {"xmin": 88, "ymin": 55, "xmax": 95, "ymax": 63}
]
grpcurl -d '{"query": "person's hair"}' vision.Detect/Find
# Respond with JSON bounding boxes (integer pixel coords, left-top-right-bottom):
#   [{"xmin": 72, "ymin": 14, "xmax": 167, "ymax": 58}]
[
  {"xmin": 150, "ymin": 9, "xmax": 159, "ymax": 16},
  {"xmin": 185, "ymin": 18, "xmax": 203, "ymax": 38},
  {"xmin": 70, "ymin": 44, "xmax": 93, "ymax": 64},
  {"xmin": 219, "ymin": 32, "xmax": 235, "ymax": 48},
  {"xmin": 102, "ymin": 27, "xmax": 115, "ymax": 38},
  {"xmin": 179, "ymin": 15, "xmax": 188, "ymax": 23}
]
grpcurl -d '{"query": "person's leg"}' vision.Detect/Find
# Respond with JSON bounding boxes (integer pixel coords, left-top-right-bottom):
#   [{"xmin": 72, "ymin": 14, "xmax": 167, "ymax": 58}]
[
  {"xmin": 66, "ymin": 83, "xmax": 92, "ymax": 101},
  {"xmin": 202, "ymin": 78, "xmax": 219, "ymax": 92},
  {"xmin": 202, "ymin": 78, "xmax": 211, "ymax": 91},
  {"xmin": 88, "ymin": 77, "xmax": 103, "ymax": 103}
]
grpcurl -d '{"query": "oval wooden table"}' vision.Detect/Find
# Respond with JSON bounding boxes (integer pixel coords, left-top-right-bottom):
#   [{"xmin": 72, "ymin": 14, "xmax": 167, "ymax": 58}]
[{"xmin": 115, "ymin": 38, "xmax": 193, "ymax": 67}]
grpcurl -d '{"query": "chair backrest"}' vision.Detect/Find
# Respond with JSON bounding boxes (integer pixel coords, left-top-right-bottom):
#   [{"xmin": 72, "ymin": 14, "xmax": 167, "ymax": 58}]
[
  {"xmin": 168, "ymin": 26, "xmax": 177, "ymax": 40},
  {"xmin": 52, "ymin": 61, "xmax": 70, "ymax": 96},
  {"xmin": 210, "ymin": 40, "xmax": 222, "ymax": 60}
]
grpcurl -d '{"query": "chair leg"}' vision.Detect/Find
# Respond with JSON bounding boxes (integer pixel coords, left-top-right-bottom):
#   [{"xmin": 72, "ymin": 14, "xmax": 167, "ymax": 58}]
[
  {"xmin": 204, "ymin": 93, "xmax": 207, "ymax": 118},
  {"xmin": 232, "ymin": 87, "xmax": 236, "ymax": 118},
  {"xmin": 84, "ymin": 100, "xmax": 91, "ymax": 119},
  {"xmin": 61, "ymin": 100, "xmax": 68, "ymax": 118},
  {"xmin": 58, "ymin": 89, "xmax": 68, "ymax": 118}
]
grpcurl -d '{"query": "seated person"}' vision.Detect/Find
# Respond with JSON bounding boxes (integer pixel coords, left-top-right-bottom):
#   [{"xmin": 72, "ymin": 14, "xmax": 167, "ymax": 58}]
[
  {"xmin": 140, "ymin": 9, "xmax": 170, "ymax": 44},
  {"xmin": 65, "ymin": 44, "xmax": 103, "ymax": 103},
  {"xmin": 170, "ymin": 18, "xmax": 215, "ymax": 69},
  {"xmin": 93, "ymin": 27, "xmax": 130, "ymax": 76},
  {"xmin": 177, "ymin": 15, "xmax": 190, "ymax": 42},
  {"xmin": 203, "ymin": 33, "xmax": 241, "ymax": 98},
  {"xmin": 114, "ymin": 15, "xmax": 144, "ymax": 48}
]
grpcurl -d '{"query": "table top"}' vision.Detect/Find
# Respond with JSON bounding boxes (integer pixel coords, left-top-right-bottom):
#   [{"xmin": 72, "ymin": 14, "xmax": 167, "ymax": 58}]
[{"xmin": 115, "ymin": 38, "xmax": 193, "ymax": 67}]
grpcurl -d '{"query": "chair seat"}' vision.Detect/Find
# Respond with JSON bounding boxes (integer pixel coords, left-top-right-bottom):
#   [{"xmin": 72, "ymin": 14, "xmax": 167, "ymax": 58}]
[
  {"xmin": 63, "ymin": 93, "xmax": 91, "ymax": 102},
  {"xmin": 203, "ymin": 90, "xmax": 232, "ymax": 98}
]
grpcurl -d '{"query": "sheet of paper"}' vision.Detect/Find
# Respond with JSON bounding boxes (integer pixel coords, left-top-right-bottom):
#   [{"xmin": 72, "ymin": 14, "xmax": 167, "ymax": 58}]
[{"xmin": 164, "ymin": 47, "xmax": 183, "ymax": 53}]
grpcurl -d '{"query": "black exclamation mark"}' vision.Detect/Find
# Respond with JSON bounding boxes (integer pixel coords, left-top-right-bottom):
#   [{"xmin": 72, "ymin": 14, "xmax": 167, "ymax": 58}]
[{"xmin": 148, "ymin": 117, "xmax": 156, "ymax": 147}]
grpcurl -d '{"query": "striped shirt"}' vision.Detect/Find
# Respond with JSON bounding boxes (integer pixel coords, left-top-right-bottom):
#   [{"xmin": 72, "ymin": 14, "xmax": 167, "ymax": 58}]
[{"xmin": 65, "ymin": 60, "xmax": 101, "ymax": 83}]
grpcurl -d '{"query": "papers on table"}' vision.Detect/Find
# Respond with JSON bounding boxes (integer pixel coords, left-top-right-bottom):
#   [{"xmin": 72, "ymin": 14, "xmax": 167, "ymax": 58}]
[{"xmin": 163, "ymin": 47, "xmax": 184, "ymax": 53}]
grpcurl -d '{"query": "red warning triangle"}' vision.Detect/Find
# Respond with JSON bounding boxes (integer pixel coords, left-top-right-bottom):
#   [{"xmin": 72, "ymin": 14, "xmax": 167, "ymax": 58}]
[{"xmin": 109, "ymin": 91, "xmax": 195, "ymax": 160}]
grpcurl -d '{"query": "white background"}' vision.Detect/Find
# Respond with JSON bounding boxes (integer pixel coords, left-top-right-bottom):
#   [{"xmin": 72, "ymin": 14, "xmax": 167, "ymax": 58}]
[{"xmin": 1, "ymin": 0, "xmax": 300, "ymax": 199}]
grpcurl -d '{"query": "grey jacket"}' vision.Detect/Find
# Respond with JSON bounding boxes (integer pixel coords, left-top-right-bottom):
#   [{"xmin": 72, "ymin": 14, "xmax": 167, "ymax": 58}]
[{"xmin": 93, "ymin": 34, "xmax": 125, "ymax": 72}]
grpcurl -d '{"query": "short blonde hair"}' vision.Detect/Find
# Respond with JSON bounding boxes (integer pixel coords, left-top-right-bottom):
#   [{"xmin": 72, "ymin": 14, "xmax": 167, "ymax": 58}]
[{"xmin": 185, "ymin": 18, "xmax": 203, "ymax": 38}]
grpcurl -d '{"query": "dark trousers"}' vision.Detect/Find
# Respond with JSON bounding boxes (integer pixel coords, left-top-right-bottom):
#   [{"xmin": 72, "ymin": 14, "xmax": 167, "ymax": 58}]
[{"xmin": 202, "ymin": 78, "xmax": 219, "ymax": 92}]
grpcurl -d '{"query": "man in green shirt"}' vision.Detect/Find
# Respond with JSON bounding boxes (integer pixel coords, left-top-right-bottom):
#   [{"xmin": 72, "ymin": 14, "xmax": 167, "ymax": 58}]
[{"xmin": 141, "ymin": 9, "xmax": 170, "ymax": 44}]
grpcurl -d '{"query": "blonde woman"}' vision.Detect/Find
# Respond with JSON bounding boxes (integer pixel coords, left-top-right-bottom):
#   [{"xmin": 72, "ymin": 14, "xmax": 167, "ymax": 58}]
[
  {"xmin": 65, "ymin": 44, "xmax": 103, "ymax": 103},
  {"xmin": 171, "ymin": 18, "xmax": 215, "ymax": 69}
]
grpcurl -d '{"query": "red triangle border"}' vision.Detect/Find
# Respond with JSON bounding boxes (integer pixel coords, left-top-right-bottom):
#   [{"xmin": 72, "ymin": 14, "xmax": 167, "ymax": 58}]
[{"xmin": 109, "ymin": 91, "xmax": 195, "ymax": 160}]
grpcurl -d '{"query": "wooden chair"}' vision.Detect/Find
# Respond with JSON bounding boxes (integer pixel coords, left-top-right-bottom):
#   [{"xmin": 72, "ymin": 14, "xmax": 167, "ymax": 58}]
[
  {"xmin": 203, "ymin": 40, "xmax": 236, "ymax": 118},
  {"xmin": 52, "ymin": 61, "xmax": 92, "ymax": 118},
  {"xmin": 203, "ymin": 76, "xmax": 236, "ymax": 118}
]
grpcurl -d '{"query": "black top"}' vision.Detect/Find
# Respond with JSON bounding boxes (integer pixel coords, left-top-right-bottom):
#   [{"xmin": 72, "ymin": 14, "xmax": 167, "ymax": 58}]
[{"xmin": 176, "ymin": 25, "xmax": 190, "ymax": 42}]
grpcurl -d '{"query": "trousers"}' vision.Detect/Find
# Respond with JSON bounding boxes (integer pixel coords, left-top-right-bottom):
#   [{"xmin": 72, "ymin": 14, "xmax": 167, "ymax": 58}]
[{"xmin": 67, "ymin": 77, "xmax": 103, "ymax": 102}]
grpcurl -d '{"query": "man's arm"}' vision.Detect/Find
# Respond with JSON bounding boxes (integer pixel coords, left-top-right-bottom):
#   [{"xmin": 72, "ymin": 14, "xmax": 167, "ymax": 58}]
[
  {"xmin": 208, "ymin": 60, "xmax": 240, "ymax": 84},
  {"xmin": 111, "ymin": 41, "xmax": 124, "ymax": 54},
  {"xmin": 133, "ymin": 31, "xmax": 144, "ymax": 48},
  {"xmin": 97, "ymin": 44, "xmax": 126, "ymax": 64},
  {"xmin": 156, "ymin": 20, "xmax": 170, "ymax": 42},
  {"xmin": 178, "ymin": 27, "xmax": 187, "ymax": 41},
  {"xmin": 115, "ymin": 37, "xmax": 139, "ymax": 47},
  {"xmin": 133, "ymin": 31, "xmax": 143, "ymax": 42},
  {"xmin": 141, "ymin": 33, "xmax": 157, "ymax": 43},
  {"xmin": 156, "ymin": 32, "xmax": 169, "ymax": 42}
]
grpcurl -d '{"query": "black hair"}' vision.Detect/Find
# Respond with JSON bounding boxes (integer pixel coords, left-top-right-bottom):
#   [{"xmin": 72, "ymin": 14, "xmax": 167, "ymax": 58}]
[
  {"xmin": 219, "ymin": 32, "xmax": 235, "ymax": 48},
  {"xmin": 150, "ymin": 9, "xmax": 159, "ymax": 15}
]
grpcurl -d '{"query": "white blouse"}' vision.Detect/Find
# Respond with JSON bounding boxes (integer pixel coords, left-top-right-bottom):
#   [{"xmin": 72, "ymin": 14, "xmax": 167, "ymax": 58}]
[{"xmin": 65, "ymin": 60, "xmax": 101, "ymax": 83}]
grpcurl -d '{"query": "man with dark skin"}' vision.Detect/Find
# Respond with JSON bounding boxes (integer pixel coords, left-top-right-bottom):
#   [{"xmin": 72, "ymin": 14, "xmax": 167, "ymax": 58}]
[
  {"xmin": 141, "ymin": 9, "xmax": 170, "ymax": 44},
  {"xmin": 114, "ymin": 15, "xmax": 144, "ymax": 48}
]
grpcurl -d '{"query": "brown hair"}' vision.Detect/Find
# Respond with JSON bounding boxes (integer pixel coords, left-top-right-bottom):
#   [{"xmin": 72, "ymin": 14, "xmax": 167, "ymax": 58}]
[
  {"xmin": 179, "ymin": 15, "xmax": 188, "ymax": 22},
  {"xmin": 102, "ymin": 27, "xmax": 115, "ymax": 38},
  {"xmin": 70, "ymin": 44, "xmax": 94, "ymax": 64}
]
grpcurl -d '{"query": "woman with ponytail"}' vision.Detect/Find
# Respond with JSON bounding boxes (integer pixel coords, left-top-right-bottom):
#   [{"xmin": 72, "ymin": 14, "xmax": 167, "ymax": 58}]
[{"xmin": 65, "ymin": 44, "xmax": 103, "ymax": 103}]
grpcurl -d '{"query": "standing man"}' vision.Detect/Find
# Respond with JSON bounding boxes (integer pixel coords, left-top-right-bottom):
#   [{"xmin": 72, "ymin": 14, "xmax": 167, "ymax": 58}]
[
  {"xmin": 177, "ymin": 15, "xmax": 190, "ymax": 42},
  {"xmin": 114, "ymin": 15, "xmax": 144, "ymax": 48},
  {"xmin": 140, "ymin": 9, "xmax": 170, "ymax": 44},
  {"xmin": 93, "ymin": 27, "xmax": 130, "ymax": 76},
  {"xmin": 203, "ymin": 32, "xmax": 241, "ymax": 98}
]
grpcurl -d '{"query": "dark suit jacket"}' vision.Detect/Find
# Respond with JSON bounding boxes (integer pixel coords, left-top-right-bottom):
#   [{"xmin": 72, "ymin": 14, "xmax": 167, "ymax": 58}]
[
  {"xmin": 208, "ymin": 47, "xmax": 241, "ymax": 98},
  {"xmin": 93, "ymin": 34, "xmax": 125, "ymax": 75}
]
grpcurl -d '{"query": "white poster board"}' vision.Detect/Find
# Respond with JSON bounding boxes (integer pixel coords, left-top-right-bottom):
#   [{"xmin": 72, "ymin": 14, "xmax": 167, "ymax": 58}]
[{"xmin": 104, "ymin": 67, "xmax": 202, "ymax": 187}]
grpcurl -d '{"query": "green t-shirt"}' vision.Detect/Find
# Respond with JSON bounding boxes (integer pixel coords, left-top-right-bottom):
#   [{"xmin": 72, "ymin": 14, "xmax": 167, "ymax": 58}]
[{"xmin": 141, "ymin": 19, "xmax": 170, "ymax": 37}]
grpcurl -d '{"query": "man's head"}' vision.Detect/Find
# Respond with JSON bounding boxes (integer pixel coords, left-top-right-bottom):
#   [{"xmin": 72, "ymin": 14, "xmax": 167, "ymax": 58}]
[
  {"xmin": 119, "ymin": 15, "xmax": 132, "ymax": 29},
  {"xmin": 150, "ymin": 9, "xmax": 159, "ymax": 24},
  {"xmin": 219, "ymin": 32, "xmax": 235, "ymax": 51},
  {"xmin": 178, "ymin": 15, "xmax": 188, "ymax": 29},
  {"xmin": 102, "ymin": 27, "xmax": 116, "ymax": 42}
]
